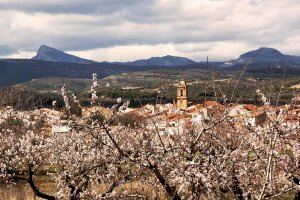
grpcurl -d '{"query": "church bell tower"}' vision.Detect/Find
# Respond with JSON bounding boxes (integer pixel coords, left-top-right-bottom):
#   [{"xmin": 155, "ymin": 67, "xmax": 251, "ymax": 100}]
[{"xmin": 177, "ymin": 80, "xmax": 188, "ymax": 110}]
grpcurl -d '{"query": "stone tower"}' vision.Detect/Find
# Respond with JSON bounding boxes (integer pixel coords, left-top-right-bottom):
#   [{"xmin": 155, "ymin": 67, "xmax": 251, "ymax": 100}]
[{"xmin": 177, "ymin": 80, "xmax": 188, "ymax": 110}]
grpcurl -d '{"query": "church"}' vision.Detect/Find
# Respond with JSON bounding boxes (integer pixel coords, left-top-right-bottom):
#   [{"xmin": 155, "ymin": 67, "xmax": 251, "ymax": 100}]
[{"xmin": 176, "ymin": 80, "xmax": 188, "ymax": 110}]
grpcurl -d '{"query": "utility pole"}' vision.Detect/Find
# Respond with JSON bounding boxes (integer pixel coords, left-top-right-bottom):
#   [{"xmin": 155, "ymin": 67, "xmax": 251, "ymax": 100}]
[{"xmin": 204, "ymin": 56, "xmax": 209, "ymax": 106}]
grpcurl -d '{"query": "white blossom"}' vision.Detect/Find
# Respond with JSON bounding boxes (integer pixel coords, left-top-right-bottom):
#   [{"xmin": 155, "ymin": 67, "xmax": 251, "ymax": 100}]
[{"xmin": 91, "ymin": 73, "xmax": 99, "ymax": 104}]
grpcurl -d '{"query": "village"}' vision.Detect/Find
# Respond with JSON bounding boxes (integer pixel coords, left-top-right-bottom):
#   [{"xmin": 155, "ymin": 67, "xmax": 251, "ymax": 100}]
[{"xmin": 1, "ymin": 80, "xmax": 299, "ymax": 137}]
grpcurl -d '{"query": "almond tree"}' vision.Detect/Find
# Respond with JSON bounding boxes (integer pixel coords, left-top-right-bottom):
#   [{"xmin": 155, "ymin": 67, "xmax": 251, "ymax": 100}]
[{"xmin": 0, "ymin": 73, "xmax": 299, "ymax": 200}]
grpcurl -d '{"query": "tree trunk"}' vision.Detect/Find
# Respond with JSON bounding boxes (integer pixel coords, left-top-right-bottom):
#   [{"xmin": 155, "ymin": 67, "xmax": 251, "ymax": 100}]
[
  {"xmin": 148, "ymin": 161, "xmax": 181, "ymax": 200},
  {"xmin": 294, "ymin": 176, "xmax": 300, "ymax": 200},
  {"xmin": 231, "ymin": 164, "xmax": 244, "ymax": 200},
  {"xmin": 295, "ymin": 190, "xmax": 300, "ymax": 200}
]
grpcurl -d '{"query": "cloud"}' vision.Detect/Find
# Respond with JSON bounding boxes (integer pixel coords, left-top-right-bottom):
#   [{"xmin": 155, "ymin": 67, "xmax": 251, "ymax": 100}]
[
  {"xmin": 69, "ymin": 41, "xmax": 252, "ymax": 62},
  {"xmin": 0, "ymin": 45, "xmax": 16, "ymax": 56},
  {"xmin": 0, "ymin": 0, "xmax": 150, "ymax": 15},
  {"xmin": 0, "ymin": 0, "xmax": 299, "ymax": 61}
]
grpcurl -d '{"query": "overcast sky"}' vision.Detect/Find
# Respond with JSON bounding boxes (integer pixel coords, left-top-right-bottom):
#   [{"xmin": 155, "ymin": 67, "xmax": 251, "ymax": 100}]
[{"xmin": 0, "ymin": 0, "xmax": 299, "ymax": 61}]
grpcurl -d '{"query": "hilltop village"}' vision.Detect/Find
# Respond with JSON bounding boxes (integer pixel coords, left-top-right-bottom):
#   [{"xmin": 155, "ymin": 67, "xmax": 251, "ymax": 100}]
[{"xmin": 1, "ymin": 80, "xmax": 299, "ymax": 135}]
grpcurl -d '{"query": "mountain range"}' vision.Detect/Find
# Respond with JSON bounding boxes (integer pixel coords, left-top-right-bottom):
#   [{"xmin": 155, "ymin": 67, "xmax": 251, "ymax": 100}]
[
  {"xmin": 0, "ymin": 45, "xmax": 299, "ymax": 88},
  {"xmin": 32, "ymin": 45, "xmax": 196, "ymax": 67},
  {"xmin": 32, "ymin": 45, "xmax": 300, "ymax": 66}
]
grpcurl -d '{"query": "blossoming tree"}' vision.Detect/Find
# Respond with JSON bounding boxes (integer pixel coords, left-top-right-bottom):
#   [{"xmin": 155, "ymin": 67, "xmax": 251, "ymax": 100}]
[{"xmin": 0, "ymin": 73, "xmax": 299, "ymax": 200}]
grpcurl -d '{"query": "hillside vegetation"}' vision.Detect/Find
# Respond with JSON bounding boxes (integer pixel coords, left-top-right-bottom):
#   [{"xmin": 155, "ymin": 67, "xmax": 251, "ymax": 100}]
[{"xmin": 10, "ymin": 68, "xmax": 300, "ymax": 109}]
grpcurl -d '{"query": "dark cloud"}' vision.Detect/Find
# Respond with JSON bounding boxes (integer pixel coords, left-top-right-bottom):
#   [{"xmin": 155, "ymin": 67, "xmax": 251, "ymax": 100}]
[
  {"xmin": 0, "ymin": 0, "xmax": 154, "ymax": 15},
  {"xmin": 0, "ymin": 0, "xmax": 299, "ymax": 60}
]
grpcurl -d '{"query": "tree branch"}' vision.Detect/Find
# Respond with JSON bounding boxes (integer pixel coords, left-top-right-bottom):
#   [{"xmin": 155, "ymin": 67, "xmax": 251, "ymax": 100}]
[{"xmin": 27, "ymin": 165, "xmax": 56, "ymax": 200}]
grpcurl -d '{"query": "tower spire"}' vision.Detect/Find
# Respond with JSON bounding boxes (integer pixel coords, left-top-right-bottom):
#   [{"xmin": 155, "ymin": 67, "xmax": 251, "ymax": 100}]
[{"xmin": 177, "ymin": 80, "xmax": 188, "ymax": 110}]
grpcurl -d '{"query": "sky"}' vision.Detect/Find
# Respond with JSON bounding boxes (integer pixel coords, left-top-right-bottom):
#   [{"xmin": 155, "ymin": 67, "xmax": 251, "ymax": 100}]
[{"xmin": 0, "ymin": 0, "xmax": 299, "ymax": 62}]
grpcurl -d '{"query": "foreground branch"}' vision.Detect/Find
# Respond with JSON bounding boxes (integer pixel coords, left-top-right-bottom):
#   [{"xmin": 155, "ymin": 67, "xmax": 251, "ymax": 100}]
[
  {"xmin": 28, "ymin": 165, "xmax": 56, "ymax": 200},
  {"xmin": 147, "ymin": 161, "xmax": 181, "ymax": 200}
]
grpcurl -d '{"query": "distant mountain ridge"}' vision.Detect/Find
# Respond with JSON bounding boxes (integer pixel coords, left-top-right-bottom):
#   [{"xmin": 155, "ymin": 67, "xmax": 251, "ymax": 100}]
[
  {"xmin": 225, "ymin": 47, "xmax": 300, "ymax": 65},
  {"xmin": 32, "ymin": 45, "xmax": 95, "ymax": 64},
  {"xmin": 123, "ymin": 55, "xmax": 196, "ymax": 66}
]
